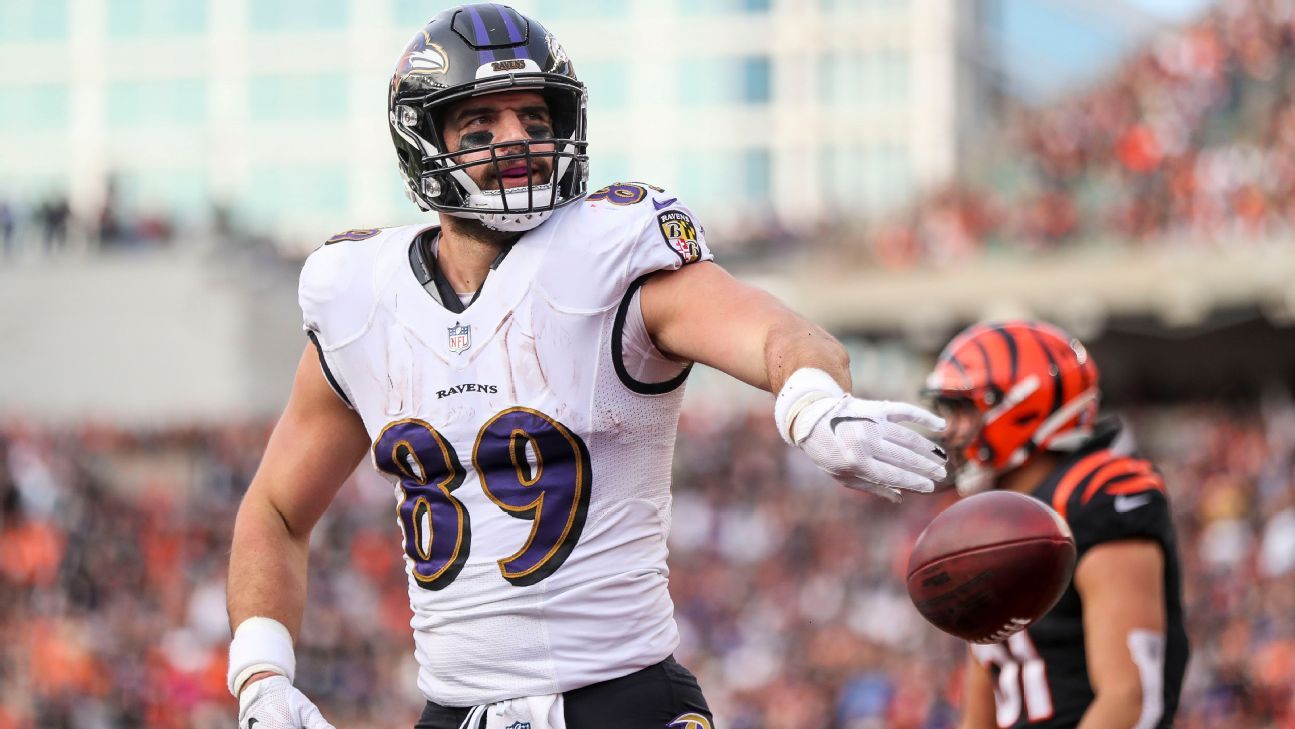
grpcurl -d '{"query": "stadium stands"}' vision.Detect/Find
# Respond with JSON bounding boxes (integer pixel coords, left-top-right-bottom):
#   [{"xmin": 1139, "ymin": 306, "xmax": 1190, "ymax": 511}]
[
  {"xmin": 866, "ymin": 0, "xmax": 1295, "ymax": 268},
  {"xmin": 2, "ymin": 400, "xmax": 1292, "ymax": 728}
]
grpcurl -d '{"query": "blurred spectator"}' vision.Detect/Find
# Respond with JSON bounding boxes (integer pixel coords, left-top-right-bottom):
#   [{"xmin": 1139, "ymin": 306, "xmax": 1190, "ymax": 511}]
[
  {"xmin": 0, "ymin": 199, "xmax": 15, "ymax": 258},
  {"xmin": 38, "ymin": 196, "xmax": 71, "ymax": 253},
  {"xmin": 2, "ymin": 393, "xmax": 1293, "ymax": 727},
  {"xmin": 98, "ymin": 201, "xmax": 124, "ymax": 248}
]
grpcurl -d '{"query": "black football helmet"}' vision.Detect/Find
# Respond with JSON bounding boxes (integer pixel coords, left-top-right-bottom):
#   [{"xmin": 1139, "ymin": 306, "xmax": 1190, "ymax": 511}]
[{"xmin": 388, "ymin": 4, "xmax": 588, "ymax": 231}]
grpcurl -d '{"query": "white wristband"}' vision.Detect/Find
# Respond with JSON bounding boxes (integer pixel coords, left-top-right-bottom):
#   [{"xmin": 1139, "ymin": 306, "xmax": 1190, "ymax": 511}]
[
  {"xmin": 773, "ymin": 367, "xmax": 846, "ymax": 445},
  {"xmin": 227, "ymin": 616, "xmax": 296, "ymax": 697}
]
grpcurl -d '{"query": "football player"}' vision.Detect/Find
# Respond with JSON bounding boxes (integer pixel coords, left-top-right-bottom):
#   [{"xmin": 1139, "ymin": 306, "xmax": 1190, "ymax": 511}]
[
  {"xmin": 923, "ymin": 320, "xmax": 1189, "ymax": 729},
  {"xmin": 225, "ymin": 5, "xmax": 947, "ymax": 729}
]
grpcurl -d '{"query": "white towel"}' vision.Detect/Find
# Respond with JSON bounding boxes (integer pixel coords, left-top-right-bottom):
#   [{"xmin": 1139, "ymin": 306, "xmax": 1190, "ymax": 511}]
[{"xmin": 457, "ymin": 694, "xmax": 566, "ymax": 729}]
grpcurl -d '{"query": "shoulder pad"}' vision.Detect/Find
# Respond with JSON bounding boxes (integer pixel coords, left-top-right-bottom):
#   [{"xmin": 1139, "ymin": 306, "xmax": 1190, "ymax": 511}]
[
  {"xmin": 301, "ymin": 225, "xmax": 413, "ymax": 348},
  {"xmin": 301, "ymin": 237, "xmax": 364, "ymax": 311},
  {"xmin": 538, "ymin": 184, "xmax": 712, "ymax": 309},
  {"xmin": 1050, "ymin": 450, "xmax": 1171, "ymax": 552},
  {"xmin": 584, "ymin": 182, "xmax": 710, "ymax": 267},
  {"xmin": 1050, "ymin": 450, "xmax": 1165, "ymax": 521}
]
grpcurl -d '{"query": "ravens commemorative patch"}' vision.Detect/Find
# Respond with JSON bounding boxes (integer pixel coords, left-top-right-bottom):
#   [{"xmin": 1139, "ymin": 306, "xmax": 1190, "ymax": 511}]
[{"xmin": 657, "ymin": 210, "xmax": 702, "ymax": 264}]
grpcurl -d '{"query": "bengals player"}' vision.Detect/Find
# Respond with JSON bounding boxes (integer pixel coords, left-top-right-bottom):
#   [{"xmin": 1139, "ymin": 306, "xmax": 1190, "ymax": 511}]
[{"xmin": 923, "ymin": 320, "xmax": 1189, "ymax": 729}]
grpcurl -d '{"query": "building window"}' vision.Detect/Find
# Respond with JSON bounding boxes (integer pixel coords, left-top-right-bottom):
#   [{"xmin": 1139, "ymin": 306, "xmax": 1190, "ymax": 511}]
[
  {"xmin": 0, "ymin": 84, "xmax": 69, "ymax": 130},
  {"xmin": 742, "ymin": 57, "xmax": 772, "ymax": 104},
  {"xmin": 877, "ymin": 50, "xmax": 910, "ymax": 104},
  {"xmin": 248, "ymin": 74, "xmax": 349, "ymax": 121},
  {"xmin": 862, "ymin": 143, "xmax": 911, "ymax": 210},
  {"xmin": 249, "ymin": 0, "xmax": 347, "ymax": 32},
  {"xmin": 589, "ymin": 151, "xmax": 631, "ymax": 188},
  {"xmin": 818, "ymin": 52, "xmax": 837, "ymax": 105},
  {"xmin": 680, "ymin": 59, "xmax": 726, "ymax": 105},
  {"xmin": 115, "ymin": 169, "xmax": 209, "ymax": 218},
  {"xmin": 657, "ymin": 148, "xmax": 769, "ymax": 207},
  {"xmin": 680, "ymin": 57, "xmax": 771, "ymax": 105},
  {"xmin": 0, "ymin": 0, "xmax": 68, "ymax": 41},
  {"xmin": 744, "ymin": 147, "xmax": 771, "ymax": 200},
  {"xmin": 681, "ymin": 0, "xmax": 771, "ymax": 13},
  {"xmin": 822, "ymin": 0, "xmax": 909, "ymax": 9},
  {"xmin": 820, "ymin": 50, "xmax": 908, "ymax": 109},
  {"xmin": 580, "ymin": 60, "xmax": 630, "ymax": 112},
  {"xmin": 675, "ymin": 149, "xmax": 738, "ymax": 207},
  {"xmin": 823, "ymin": 144, "xmax": 911, "ymax": 213},
  {"xmin": 243, "ymin": 167, "xmax": 349, "ymax": 219},
  {"xmin": 108, "ymin": 0, "xmax": 206, "ymax": 36},
  {"xmin": 108, "ymin": 79, "xmax": 207, "ymax": 127}
]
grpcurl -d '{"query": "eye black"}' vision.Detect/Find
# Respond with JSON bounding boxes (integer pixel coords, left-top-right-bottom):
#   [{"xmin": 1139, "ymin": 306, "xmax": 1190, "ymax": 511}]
[{"xmin": 461, "ymin": 131, "xmax": 494, "ymax": 148}]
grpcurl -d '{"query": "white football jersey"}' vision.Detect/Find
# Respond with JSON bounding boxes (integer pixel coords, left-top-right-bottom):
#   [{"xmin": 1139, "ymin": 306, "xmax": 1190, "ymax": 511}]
[{"xmin": 299, "ymin": 183, "xmax": 713, "ymax": 707}]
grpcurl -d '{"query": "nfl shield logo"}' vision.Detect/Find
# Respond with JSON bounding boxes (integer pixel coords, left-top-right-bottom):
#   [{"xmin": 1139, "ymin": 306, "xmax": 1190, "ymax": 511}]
[{"xmin": 448, "ymin": 322, "xmax": 471, "ymax": 354}]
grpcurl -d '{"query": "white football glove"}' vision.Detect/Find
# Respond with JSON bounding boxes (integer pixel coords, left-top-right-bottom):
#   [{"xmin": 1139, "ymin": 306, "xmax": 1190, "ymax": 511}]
[
  {"xmin": 238, "ymin": 675, "xmax": 336, "ymax": 729},
  {"xmin": 776, "ymin": 368, "xmax": 947, "ymax": 502}
]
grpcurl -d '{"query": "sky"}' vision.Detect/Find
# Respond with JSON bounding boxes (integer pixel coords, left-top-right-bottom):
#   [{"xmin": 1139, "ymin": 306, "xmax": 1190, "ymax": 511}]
[{"xmin": 998, "ymin": 0, "xmax": 1218, "ymax": 102}]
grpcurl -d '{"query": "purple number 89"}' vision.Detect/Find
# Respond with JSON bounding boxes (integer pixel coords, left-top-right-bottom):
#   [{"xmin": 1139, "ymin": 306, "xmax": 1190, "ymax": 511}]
[
  {"xmin": 372, "ymin": 408, "xmax": 592, "ymax": 591},
  {"xmin": 587, "ymin": 183, "xmax": 647, "ymax": 206}
]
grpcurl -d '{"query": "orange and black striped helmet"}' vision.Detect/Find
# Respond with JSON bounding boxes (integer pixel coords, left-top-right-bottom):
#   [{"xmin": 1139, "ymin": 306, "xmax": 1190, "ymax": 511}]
[{"xmin": 922, "ymin": 320, "xmax": 1100, "ymax": 495}]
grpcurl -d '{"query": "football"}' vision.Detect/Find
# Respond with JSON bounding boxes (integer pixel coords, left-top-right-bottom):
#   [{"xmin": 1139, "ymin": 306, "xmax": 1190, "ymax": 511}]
[{"xmin": 906, "ymin": 490, "xmax": 1077, "ymax": 644}]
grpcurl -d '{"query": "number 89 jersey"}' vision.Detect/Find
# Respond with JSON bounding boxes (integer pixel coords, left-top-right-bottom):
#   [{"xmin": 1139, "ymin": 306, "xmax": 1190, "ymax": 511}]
[{"xmin": 298, "ymin": 184, "xmax": 713, "ymax": 708}]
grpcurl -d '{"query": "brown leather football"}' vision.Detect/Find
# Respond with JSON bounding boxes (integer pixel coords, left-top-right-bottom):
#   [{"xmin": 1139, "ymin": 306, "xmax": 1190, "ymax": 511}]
[{"xmin": 906, "ymin": 490, "xmax": 1077, "ymax": 644}]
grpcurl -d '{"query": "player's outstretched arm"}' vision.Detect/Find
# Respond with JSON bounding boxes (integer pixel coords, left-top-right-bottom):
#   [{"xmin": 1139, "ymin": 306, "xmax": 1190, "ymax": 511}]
[
  {"xmin": 1074, "ymin": 540, "xmax": 1167, "ymax": 729},
  {"xmin": 640, "ymin": 262, "xmax": 945, "ymax": 500},
  {"xmin": 959, "ymin": 651, "xmax": 998, "ymax": 729},
  {"xmin": 640, "ymin": 260, "xmax": 848, "ymax": 393},
  {"xmin": 226, "ymin": 345, "xmax": 371, "ymax": 728}
]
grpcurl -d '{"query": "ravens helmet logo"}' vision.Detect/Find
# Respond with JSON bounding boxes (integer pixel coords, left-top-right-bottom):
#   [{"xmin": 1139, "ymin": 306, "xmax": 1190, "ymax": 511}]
[{"xmin": 667, "ymin": 713, "xmax": 713, "ymax": 729}]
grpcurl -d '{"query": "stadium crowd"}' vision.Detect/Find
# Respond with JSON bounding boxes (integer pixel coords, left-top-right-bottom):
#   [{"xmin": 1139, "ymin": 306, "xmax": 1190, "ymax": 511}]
[
  {"xmin": 1, "ymin": 396, "xmax": 1293, "ymax": 728},
  {"xmin": 867, "ymin": 0, "xmax": 1295, "ymax": 268}
]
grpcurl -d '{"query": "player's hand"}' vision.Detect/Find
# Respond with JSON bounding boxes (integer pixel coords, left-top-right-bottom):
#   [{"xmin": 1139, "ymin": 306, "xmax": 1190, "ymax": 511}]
[
  {"xmin": 790, "ymin": 394, "xmax": 947, "ymax": 502},
  {"xmin": 237, "ymin": 675, "xmax": 336, "ymax": 729}
]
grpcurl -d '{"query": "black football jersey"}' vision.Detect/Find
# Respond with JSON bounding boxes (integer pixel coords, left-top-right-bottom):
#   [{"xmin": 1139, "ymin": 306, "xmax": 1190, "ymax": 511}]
[{"xmin": 969, "ymin": 422, "xmax": 1189, "ymax": 728}]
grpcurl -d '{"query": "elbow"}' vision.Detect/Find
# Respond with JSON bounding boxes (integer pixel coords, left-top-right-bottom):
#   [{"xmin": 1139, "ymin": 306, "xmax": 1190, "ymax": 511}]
[{"xmin": 237, "ymin": 489, "xmax": 309, "ymax": 546}]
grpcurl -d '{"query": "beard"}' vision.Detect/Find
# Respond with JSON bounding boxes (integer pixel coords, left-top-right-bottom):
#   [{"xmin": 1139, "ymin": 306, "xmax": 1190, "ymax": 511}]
[{"xmin": 439, "ymin": 213, "xmax": 524, "ymax": 246}]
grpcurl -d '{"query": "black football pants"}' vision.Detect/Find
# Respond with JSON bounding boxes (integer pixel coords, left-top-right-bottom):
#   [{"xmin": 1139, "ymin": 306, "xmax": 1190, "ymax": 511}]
[{"xmin": 413, "ymin": 656, "xmax": 714, "ymax": 729}]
